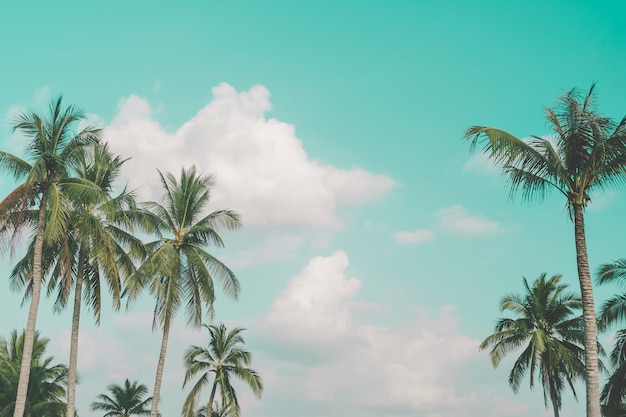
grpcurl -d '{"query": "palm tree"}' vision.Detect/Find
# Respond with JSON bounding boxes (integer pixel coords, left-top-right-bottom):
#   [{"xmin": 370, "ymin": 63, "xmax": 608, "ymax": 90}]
[
  {"xmin": 90, "ymin": 379, "xmax": 152, "ymax": 417},
  {"xmin": 596, "ymin": 261, "xmax": 626, "ymax": 415},
  {"xmin": 596, "ymin": 330, "xmax": 626, "ymax": 417},
  {"xmin": 59, "ymin": 144, "xmax": 145, "ymax": 417},
  {"xmin": 182, "ymin": 323, "xmax": 263, "ymax": 417},
  {"xmin": 480, "ymin": 274, "xmax": 588, "ymax": 417},
  {"xmin": 0, "ymin": 330, "xmax": 69, "ymax": 417},
  {"xmin": 125, "ymin": 166, "xmax": 242, "ymax": 417},
  {"xmin": 464, "ymin": 85, "xmax": 626, "ymax": 417},
  {"xmin": 0, "ymin": 97, "xmax": 102, "ymax": 417},
  {"xmin": 6, "ymin": 144, "xmax": 144, "ymax": 417}
]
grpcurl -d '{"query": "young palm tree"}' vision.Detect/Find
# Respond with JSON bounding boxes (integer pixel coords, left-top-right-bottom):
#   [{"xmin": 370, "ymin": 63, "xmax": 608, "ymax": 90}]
[
  {"xmin": 90, "ymin": 379, "xmax": 152, "ymax": 417},
  {"xmin": 125, "ymin": 166, "xmax": 242, "ymax": 417},
  {"xmin": 480, "ymin": 274, "xmax": 589, "ymax": 417},
  {"xmin": 0, "ymin": 330, "xmax": 69, "ymax": 417},
  {"xmin": 464, "ymin": 85, "xmax": 626, "ymax": 417},
  {"xmin": 0, "ymin": 97, "xmax": 101, "ymax": 417},
  {"xmin": 182, "ymin": 323, "xmax": 263, "ymax": 417}
]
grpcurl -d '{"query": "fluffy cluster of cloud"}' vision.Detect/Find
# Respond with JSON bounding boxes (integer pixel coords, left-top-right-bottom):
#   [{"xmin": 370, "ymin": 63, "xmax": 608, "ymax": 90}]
[
  {"xmin": 104, "ymin": 84, "xmax": 394, "ymax": 229},
  {"xmin": 260, "ymin": 251, "xmax": 481, "ymax": 415},
  {"xmin": 395, "ymin": 204, "xmax": 500, "ymax": 245}
]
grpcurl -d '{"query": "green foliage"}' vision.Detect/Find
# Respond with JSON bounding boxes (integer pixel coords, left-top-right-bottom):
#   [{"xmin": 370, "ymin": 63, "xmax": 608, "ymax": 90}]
[
  {"xmin": 480, "ymin": 274, "xmax": 595, "ymax": 417},
  {"xmin": 182, "ymin": 323, "xmax": 263, "ymax": 417},
  {"xmin": 0, "ymin": 330, "xmax": 68, "ymax": 417},
  {"xmin": 126, "ymin": 166, "xmax": 242, "ymax": 330},
  {"xmin": 597, "ymin": 262, "xmax": 626, "ymax": 415},
  {"xmin": 464, "ymin": 84, "xmax": 626, "ymax": 212},
  {"xmin": 90, "ymin": 379, "xmax": 152, "ymax": 417}
]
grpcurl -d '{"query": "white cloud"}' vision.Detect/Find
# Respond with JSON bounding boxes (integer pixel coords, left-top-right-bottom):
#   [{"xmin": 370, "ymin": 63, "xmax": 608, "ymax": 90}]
[
  {"xmin": 262, "ymin": 251, "xmax": 360, "ymax": 347},
  {"xmin": 437, "ymin": 205, "xmax": 499, "ymax": 235},
  {"xmin": 259, "ymin": 252, "xmax": 482, "ymax": 415},
  {"xmin": 104, "ymin": 84, "xmax": 394, "ymax": 229},
  {"xmin": 394, "ymin": 229, "xmax": 435, "ymax": 244}
]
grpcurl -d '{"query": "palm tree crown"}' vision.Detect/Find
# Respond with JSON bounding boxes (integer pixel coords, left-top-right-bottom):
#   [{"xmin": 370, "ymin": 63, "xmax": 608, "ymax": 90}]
[
  {"xmin": 0, "ymin": 330, "xmax": 69, "ymax": 417},
  {"xmin": 480, "ymin": 274, "xmax": 590, "ymax": 417},
  {"xmin": 90, "ymin": 379, "xmax": 152, "ymax": 417},
  {"xmin": 182, "ymin": 323, "xmax": 263, "ymax": 417}
]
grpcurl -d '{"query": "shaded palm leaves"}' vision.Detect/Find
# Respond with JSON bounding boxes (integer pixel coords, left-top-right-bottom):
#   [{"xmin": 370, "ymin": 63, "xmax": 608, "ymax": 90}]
[
  {"xmin": 90, "ymin": 379, "xmax": 152, "ymax": 417},
  {"xmin": 464, "ymin": 85, "xmax": 626, "ymax": 417},
  {"xmin": 182, "ymin": 323, "xmax": 263, "ymax": 417},
  {"xmin": 0, "ymin": 330, "xmax": 68, "ymax": 417},
  {"xmin": 124, "ymin": 166, "xmax": 242, "ymax": 417},
  {"xmin": 480, "ymin": 274, "xmax": 590, "ymax": 417},
  {"xmin": 597, "ymin": 262, "xmax": 626, "ymax": 416}
]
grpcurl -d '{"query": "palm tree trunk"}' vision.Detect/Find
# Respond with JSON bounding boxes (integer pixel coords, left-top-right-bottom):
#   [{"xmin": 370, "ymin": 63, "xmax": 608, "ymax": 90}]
[
  {"xmin": 13, "ymin": 199, "xmax": 47, "ymax": 417},
  {"xmin": 573, "ymin": 204, "xmax": 601, "ymax": 417},
  {"xmin": 66, "ymin": 248, "xmax": 86, "ymax": 417},
  {"xmin": 206, "ymin": 380, "xmax": 218, "ymax": 417},
  {"xmin": 150, "ymin": 319, "xmax": 171, "ymax": 417}
]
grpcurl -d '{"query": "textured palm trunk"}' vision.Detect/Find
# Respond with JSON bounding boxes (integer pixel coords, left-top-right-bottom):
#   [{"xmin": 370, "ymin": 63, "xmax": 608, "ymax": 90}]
[
  {"xmin": 13, "ymin": 199, "xmax": 47, "ymax": 417},
  {"xmin": 573, "ymin": 204, "xmax": 601, "ymax": 417},
  {"xmin": 206, "ymin": 379, "xmax": 218, "ymax": 417},
  {"xmin": 66, "ymin": 248, "xmax": 86, "ymax": 417},
  {"xmin": 150, "ymin": 319, "xmax": 171, "ymax": 417}
]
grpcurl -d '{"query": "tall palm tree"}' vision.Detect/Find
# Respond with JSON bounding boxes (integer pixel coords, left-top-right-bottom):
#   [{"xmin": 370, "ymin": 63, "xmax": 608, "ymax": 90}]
[
  {"xmin": 125, "ymin": 166, "xmax": 242, "ymax": 417},
  {"xmin": 0, "ymin": 97, "xmax": 102, "ymax": 417},
  {"xmin": 90, "ymin": 379, "xmax": 152, "ymax": 417},
  {"xmin": 480, "ymin": 274, "xmax": 589, "ymax": 417},
  {"xmin": 0, "ymin": 330, "xmax": 69, "ymax": 417},
  {"xmin": 6, "ymin": 144, "xmax": 144, "ymax": 417},
  {"xmin": 182, "ymin": 323, "xmax": 263, "ymax": 417},
  {"xmin": 59, "ymin": 144, "xmax": 145, "ymax": 417},
  {"xmin": 464, "ymin": 85, "xmax": 626, "ymax": 417}
]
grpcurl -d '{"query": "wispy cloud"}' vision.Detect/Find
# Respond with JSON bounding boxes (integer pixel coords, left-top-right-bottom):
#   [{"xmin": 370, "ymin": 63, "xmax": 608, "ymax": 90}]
[
  {"xmin": 437, "ymin": 205, "xmax": 499, "ymax": 235},
  {"xmin": 394, "ymin": 229, "xmax": 435, "ymax": 244}
]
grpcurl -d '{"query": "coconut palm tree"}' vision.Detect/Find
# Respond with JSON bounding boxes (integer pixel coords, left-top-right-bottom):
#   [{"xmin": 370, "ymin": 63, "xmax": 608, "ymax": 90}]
[
  {"xmin": 124, "ymin": 166, "xmax": 242, "ymax": 417},
  {"xmin": 480, "ymin": 274, "xmax": 589, "ymax": 417},
  {"xmin": 596, "ymin": 261, "xmax": 626, "ymax": 415},
  {"xmin": 90, "ymin": 379, "xmax": 152, "ymax": 417},
  {"xmin": 596, "ymin": 329, "xmax": 626, "ymax": 417},
  {"xmin": 0, "ymin": 97, "xmax": 102, "ymax": 417},
  {"xmin": 182, "ymin": 323, "xmax": 263, "ymax": 417},
  {"xmin": 464, "ymin": 84, "xmax": 626, "ymax": 417},
  {"xmin": 0, "ymin": 330, "xmax": 69, "ymax": 417},
  {"xmin": 7, "ymin": 144, "xmax": 145, "ymax": 417},
  {"xmin": 58, "ymin": 144, "xmax": 145, "ymax": 417}
]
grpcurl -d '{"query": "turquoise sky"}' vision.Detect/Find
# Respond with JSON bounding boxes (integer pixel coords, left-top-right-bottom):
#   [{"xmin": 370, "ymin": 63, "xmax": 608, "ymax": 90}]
[{"xmin": 1, "ymin": 1, "xmax": 626, "ymax": 416}]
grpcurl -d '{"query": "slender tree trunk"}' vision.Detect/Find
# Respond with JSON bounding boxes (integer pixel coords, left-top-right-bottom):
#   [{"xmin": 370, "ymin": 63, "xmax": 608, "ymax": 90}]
[
  {"xmin": 206, "ymin": 380, "xmax": 218, "ymax": 417},
  {"xmin": 13, "ymin": 199, "xmax": 46, "ymax": 417},
  {"xmin": 66, "ymin": 249, "xmax": 86, "ymax": 417},
  {"xmin": 573, "ymin": 204, "xmax": 601, "ymax": 417},
  {"xmin": 150, "ymin": 319, "xmax": 171, "ymax": 417}
]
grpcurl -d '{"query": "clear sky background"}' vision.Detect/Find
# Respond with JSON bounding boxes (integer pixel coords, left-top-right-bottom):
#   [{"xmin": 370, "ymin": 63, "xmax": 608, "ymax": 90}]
[{"xmin": 1, "ymin": 1, "xmax": 626, "ymax": 416}]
